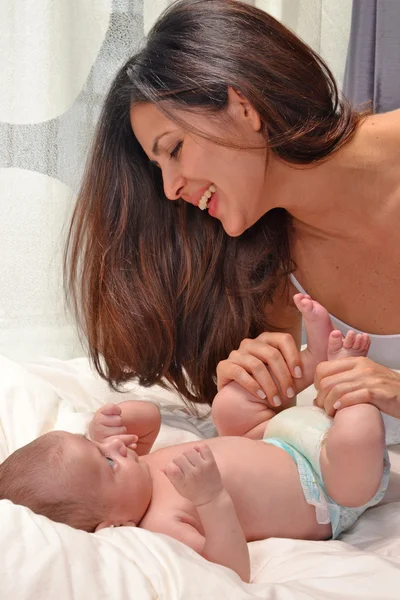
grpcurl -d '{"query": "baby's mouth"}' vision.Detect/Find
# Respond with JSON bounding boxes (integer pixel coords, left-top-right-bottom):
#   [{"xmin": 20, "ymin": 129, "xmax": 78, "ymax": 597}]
[{"xmin": 198, "ymin": 184, "xmax": 216, "ymax": 210}]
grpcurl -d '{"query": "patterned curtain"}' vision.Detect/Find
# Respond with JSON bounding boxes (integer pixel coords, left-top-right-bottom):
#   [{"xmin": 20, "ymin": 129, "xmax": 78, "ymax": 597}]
[{"xmin": 0, "ymin": 0, "xmax": 145, "ymax": 360}]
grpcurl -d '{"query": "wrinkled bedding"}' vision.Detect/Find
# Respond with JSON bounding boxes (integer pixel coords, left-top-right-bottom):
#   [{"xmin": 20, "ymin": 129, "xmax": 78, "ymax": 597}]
[{"xmin": 1, "ymin": 355, "xmax": 400, "ymax": 599}]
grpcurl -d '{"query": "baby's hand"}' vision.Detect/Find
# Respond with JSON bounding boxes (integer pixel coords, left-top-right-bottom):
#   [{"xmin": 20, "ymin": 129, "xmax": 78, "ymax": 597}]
[
  {"xmin": 164, "ymin": 445, "xmax": 224, "ymax": 506},
  {"xmin": 89, "ymin": 403, "xmax": 137, "ymax": 448}
]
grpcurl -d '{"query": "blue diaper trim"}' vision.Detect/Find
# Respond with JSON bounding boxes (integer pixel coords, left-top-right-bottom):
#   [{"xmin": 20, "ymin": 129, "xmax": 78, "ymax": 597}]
[{"xmin": 265, "ymin": 437, "xmax": 390, "ymax": 538}]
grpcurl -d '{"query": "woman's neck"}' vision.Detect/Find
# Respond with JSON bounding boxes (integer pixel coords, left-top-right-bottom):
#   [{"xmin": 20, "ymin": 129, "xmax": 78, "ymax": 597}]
[{"xmin": 265, "ymin": 110, "xmax": 400, "ymax": 240}]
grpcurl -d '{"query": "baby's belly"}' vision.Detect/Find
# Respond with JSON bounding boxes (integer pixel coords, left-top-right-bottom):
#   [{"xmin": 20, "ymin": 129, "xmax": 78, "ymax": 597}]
[
  {"xmin": 144, "ymin": 437, "xmax": 331, "ymax": 541},
  {"xmin": 209, "ymin": 437, "xmax": 331, "ymax": 541}
]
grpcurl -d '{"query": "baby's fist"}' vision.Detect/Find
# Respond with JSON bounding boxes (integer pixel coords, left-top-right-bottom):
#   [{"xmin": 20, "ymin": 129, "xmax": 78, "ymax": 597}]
[
  {"xmin": 89, "ymin": 403, "xmax": 126, "ymax": 443},
  {"xmin": 164, "ymin": 445, "xmax": 223, "ymax": 506}
]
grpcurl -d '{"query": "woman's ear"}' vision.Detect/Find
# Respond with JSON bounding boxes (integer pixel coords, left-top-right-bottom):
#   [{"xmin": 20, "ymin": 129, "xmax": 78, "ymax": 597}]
[{"xmin": 227, "ymin": 86, "xmax": 262, "ymax": 132}]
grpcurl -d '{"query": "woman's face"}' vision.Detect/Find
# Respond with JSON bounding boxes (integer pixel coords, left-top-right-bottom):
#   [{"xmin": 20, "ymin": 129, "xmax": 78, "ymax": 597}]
[{"xmin": 130, "ymin": 89, "xmax": 272, "ymax": 237}]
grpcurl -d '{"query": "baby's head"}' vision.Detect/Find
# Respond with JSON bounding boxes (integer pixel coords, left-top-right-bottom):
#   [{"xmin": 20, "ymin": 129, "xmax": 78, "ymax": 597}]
[{"xmin": 0, "ymin": 431, "xmax": 152, "ymax": 531}]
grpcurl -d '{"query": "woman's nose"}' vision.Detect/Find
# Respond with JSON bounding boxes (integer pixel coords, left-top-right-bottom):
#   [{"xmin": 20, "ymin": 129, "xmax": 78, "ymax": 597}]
[{"xmin": 162, "ymin": 169, "xmax": 185, "ymax": 201}]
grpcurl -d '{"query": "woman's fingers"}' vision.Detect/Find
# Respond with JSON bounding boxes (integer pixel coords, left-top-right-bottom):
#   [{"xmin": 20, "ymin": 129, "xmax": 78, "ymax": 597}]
[
  {"xmin": 319, "ymin": 382, "xmax": 364, "ymax": 416},
  {"xmin": 314, "ymin": 357, "xmax": 370, "ymax": 411},
  {"xmin": 216, "ymin": 358, "xmax": 281, "ymax": 406},
  {"xmin": 315, "ymin": 356, "xmax": 400, "ymax": 419},
  {"xmin": 314, "ymin": 357, "xmax": 358, "ymax": 390},
  {"xmin": 216, "ymin": 333, "xmax": 302, "ymax": 406},
  {"xmin": 256, "ymin": 332, "xmax": 303, "ymax": 378},
  {"xmin": 234, "ymin": 347, "xmax": 290, "ymax": 405}
]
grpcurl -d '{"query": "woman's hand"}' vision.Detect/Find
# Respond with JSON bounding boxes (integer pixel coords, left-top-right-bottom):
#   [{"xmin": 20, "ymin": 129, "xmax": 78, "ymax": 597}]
[
  {"xmin": 314, "ymin": 357, "xmax": 400, "ymax": 418},
  {"xmin": 216, "ymin": 332, "xmax": 303, "ymax": 408}
]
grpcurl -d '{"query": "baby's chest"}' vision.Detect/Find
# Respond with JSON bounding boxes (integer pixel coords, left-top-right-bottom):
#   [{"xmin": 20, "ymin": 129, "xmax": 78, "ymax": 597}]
[{"xmin": 140, "ymin": 476, "xmax": 201, "ymax": 531}]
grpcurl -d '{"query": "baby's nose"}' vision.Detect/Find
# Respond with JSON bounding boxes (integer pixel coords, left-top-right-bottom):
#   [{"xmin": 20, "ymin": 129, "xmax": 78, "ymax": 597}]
[{"xmin": 101, "ymin": 437, "xmax": 127, "ymax": 458}]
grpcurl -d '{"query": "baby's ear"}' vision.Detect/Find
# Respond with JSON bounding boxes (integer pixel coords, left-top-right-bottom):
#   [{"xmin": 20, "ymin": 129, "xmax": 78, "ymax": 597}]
[
  {"xmin": 94, "ymin": 520, "xmax": 115, "ymax": 532},
  {"xmin": 120, "ymin": 521, "xmax": 137, "ymax": 528},
  {"xmin": 94, "ymin": 520, "xmax": 137, "ymax": 531}
]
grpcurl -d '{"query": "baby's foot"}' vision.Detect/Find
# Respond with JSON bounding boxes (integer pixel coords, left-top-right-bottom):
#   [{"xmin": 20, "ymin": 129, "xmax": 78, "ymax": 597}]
[
  {"xmin": 293, "ymin": 293, "xmax": 333, "ymax": 363},
  {"xmin": 327, "ymin": 329, "xmax": 370, "ymax": 361}
]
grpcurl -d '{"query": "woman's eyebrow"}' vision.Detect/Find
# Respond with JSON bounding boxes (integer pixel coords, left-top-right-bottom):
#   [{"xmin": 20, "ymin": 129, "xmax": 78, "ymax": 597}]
[{"xmin": 152, "ymin": 131, "xmax": 173, "ymax": 155}]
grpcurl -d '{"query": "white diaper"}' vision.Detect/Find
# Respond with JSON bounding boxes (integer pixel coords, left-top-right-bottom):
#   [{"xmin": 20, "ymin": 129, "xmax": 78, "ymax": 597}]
[
  {"xmin": 265, "ymin": 406, "xmax": 332, "ymax": 479},
  {"xmin": 264, "ymin": 406, "xmax": 390, "ymax": 538}
]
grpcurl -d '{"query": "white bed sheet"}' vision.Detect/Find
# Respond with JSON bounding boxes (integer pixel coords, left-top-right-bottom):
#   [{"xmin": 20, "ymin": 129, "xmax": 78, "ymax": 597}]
[{"xmin": 1, "ymin": 354, "xmax": 400, "ymax": 599}]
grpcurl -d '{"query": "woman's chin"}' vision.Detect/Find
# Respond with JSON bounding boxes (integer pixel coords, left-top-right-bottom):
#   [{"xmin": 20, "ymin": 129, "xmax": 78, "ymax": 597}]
[{"xmin": 221, "ymin": 217, "xmax": 249, "ymax": 238}]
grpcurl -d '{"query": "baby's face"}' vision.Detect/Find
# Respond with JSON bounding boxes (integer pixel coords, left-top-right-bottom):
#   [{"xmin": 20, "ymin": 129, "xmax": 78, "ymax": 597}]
[{"xmin": 62, "ymin": 432, "xmax": 152, "ymax": 526}]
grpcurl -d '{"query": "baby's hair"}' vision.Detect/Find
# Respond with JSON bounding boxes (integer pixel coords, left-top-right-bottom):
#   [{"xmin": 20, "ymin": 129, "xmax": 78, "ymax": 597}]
[{"xmin": 0, "ymin": 432, "xmax": 111, "ymax": 532}]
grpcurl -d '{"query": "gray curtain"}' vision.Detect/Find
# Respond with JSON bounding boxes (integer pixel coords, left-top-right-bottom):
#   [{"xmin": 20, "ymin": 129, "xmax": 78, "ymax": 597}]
[{"xmin": 343, "ymin": 0, "xmax": 400, "ymax": 113}]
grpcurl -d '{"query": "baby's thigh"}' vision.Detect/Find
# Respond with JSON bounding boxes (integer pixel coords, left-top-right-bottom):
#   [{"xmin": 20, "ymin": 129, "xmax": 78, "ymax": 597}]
[{"xmin": 212, "ymin": 382, "xmax": 275, "ymax": 437}]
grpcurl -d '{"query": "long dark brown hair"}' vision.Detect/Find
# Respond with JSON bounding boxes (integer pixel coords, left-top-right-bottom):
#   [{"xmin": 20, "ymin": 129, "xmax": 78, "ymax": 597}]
[{"xmin": 65, "ymin": 0, "xmax": 362, "ymax": 405}]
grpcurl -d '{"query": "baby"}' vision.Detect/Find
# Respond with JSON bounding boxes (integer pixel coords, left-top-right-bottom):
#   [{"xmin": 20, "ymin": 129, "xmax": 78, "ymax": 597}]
[{"xmin": 0, "ymin": 295, "xmax": 390, "ymax": 582}]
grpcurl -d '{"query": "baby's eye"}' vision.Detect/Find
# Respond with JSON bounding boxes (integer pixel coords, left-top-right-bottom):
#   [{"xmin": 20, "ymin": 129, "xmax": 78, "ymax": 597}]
[{"xmin": 106, "ymin": 456, "xmax": 115, "ymax": 469}]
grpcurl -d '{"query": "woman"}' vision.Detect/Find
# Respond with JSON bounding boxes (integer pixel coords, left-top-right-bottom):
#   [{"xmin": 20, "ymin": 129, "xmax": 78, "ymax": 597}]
[{"xmin": 65, "ymin": 0, "xmax": 400, "ymax": 420}]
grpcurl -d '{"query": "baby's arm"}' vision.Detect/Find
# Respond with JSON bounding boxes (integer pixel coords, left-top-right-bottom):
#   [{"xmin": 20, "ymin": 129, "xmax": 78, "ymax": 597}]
[
  {"xmin": 119, "ymin": 401, "xmax": 161, "ymax": 454},
  {"xmin": 212, "ymin": 381, "xmax": 276, "ymax": 439},
  {"xmin": 89, "ymin": 400, "xmax": 161, "ymax": 455},
  {"xmin": 161, "ymin": 445, "xmax": 250, "ymax": 582}
]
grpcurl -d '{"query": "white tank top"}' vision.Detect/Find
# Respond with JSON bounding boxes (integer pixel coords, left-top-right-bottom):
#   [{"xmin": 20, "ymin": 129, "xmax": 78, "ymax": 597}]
[
  {"xmin": 290, "ymin": 273, "xmax": 400, "ymax": 444},
  {"xmin": 290, "ymin": 273, "xmax": 400, "ymax": 370}
]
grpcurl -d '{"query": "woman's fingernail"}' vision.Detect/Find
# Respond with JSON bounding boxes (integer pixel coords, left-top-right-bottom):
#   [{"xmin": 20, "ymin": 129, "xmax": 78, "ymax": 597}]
[
  {"xmin": 294, "ymin": 366, "xmax": 302, "ymax": 378},
  {"xmin": 272, "ymin": 395, "xmax": 282, "ymax": 407},
  {"xmin": 286, "ymin": 387, "xmax": 295, "ymax": 398},
  {"xmin": 333, "ymin": 401, "xmax": 342, "ymax": 410},
  {"xmin": 257, "ymin": 390, "xmax": 267, "ymax": 400}
]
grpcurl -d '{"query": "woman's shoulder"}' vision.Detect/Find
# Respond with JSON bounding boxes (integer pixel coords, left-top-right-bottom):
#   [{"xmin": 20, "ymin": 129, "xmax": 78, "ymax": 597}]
[
  {"xmin": 359, "ymin": 109, "xmax": 400, "ymax": 168},
  {"xmin": 368, "ymin": 108, "xmax": 400, "ymax": 138}
]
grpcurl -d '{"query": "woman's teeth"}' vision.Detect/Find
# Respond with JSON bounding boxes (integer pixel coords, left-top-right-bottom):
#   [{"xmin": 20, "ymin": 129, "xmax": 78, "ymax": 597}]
[{"xmin": 198, "ymin": 184, "xmax": 216, "ymax": 210}]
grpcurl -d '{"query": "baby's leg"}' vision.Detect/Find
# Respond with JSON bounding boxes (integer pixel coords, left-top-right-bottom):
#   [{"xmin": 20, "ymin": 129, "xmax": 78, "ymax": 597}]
[
  {"xmin": 320, "ymin": 403, "xmax": 385, "ymax": 506},
  {"xmin": 311, "ymin": 319, "xmax": 377, "ymax": 506},
  {"xmin": 212, "ymin": 382, "xmax": 276, "ymax": 439}
]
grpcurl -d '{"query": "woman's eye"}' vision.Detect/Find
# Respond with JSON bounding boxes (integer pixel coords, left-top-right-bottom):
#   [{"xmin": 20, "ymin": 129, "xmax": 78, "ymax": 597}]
[{"xmin": 170, "ymin": 140, "xmax": 183, "ymax": 159}]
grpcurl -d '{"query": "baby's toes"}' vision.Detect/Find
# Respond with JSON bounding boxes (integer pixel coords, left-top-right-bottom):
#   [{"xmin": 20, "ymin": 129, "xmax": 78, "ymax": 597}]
[
  {"xmin": 327, "ymin": 330, "xmax": 343, "ymax": 354},
  {"xmin": 352, "ymin": 333, "xmax": 363, "ymax": 351},
  {"xmin": 342, "ymin": 330, "xmax": 356, "ymax": 349},
  {"xmin": 360, "ymin": 333, "xmax": 371, "ymax": 353}
]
